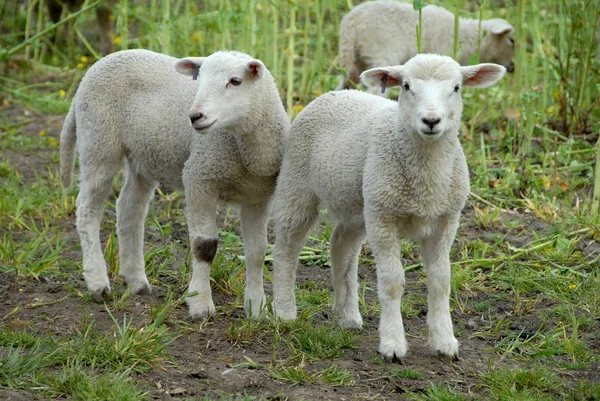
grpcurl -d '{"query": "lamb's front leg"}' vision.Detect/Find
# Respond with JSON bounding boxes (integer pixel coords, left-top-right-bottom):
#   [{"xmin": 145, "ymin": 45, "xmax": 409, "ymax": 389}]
[
  {"xmin": 185, "ymin": 192, "xmax": 219, "ymax": 320},
  {"xmin": 240, "ymin": 199, "xmax": 271, "ymax": 317},
  {"xmin": 420, "ymin": 215, "xmax": 460, "ymax": 361},
  {"xmin": 366, "ymin": 216, "xmax": 407, "ymax": 362}
]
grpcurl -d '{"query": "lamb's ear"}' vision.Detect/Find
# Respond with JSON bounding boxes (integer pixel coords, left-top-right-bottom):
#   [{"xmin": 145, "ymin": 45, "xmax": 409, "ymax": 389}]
[
  {"xmin": 175, "ymin": 57, "xmax": 206, "ymax": 80},
  {"xmin": 461, "ymin": 64, "xmax": 506, "ymax": 88},
  {"xmin": 360, "ymin": 66, "xmax": 403, "ymax": 93},
  {"xmin": 247, "ymin": 59, "xmax": 265, "ymax": 78},
  {"xmin": 490, "ymin": 22, "xmax": 514, "ymax": 36}
]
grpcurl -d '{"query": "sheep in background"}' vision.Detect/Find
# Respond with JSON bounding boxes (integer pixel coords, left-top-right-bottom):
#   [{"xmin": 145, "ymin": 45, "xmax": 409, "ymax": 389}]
[
  {"xmin": 60, "ymin": 49, "xmax": 289, "ymax": 318},
  {"xmin": 337, "ymin": 1, "xmax": 514, "ymax": 93},
  {"xmin": 272, "ymin": 54, "xmax": 505, "ymax": 361}
]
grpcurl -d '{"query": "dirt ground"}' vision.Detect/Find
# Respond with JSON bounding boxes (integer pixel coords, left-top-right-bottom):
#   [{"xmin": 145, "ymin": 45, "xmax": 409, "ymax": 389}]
[{"xmin": 1, "ymin": 101, "xmax": 599, "ymax": 401}]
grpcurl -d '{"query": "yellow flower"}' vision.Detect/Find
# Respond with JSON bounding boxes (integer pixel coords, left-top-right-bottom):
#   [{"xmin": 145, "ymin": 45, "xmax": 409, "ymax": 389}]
[
  {"xmin": 80, "ymin": 56, "xmax": 89, "ymax": 64},
  {"xmin": 113, "ymin": 36, "xmax": 122, "ymax": 45},
  {"xmin": 292, "ymin": 104, "xmax": 304, "ymax": 115},
  {"xmin": 568, "ymin": 283, "xmax": 577, "ymax": 290},
  {"xmin": 39, "ymin": 130, "xmax": 47, "ymax": 137},
  {"xmin": 19, "ymin": 288, "xmax": 23, "ymax": 292},
  {"xmin": 48, "ymin": 137, "xmax": 58, "ymax": 147},
  {"xmin": 546, "ymin": 107, "xmax": 554, "ymax": 114},
  {"xmin": 77, "ymin": 63, "xmax": 85, "ymax": 70},
  {"xmin": 59, "ymin": 89, "xmax": 66, "ymax": 98},
  {"xmin": 192, "ymin": 32, "xmax": 203, "ymax": 42}
]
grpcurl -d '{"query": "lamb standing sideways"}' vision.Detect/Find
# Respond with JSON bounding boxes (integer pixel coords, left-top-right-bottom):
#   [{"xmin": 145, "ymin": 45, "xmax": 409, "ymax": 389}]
[
  {"xmin": 337, "ymin": 1, "xmax": 514, "ymax": 92},
  {"xmin": 60, "ymin": 49, "xmax": 289, "ymax": 318},
  {"xmin": 272, "ymin": 54, "xmax": 505, "ymax": 361}
]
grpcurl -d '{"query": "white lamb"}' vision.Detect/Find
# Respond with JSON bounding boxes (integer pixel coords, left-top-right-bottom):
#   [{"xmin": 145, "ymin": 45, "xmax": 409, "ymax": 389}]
[
  {"xmin": 60, "ymin": 49, "xmax": 289, "ymax": 318},
  {"xmin": 272, "ymin": 54, "xmax": 505, "ymax": 361},
  {"xmin": 336, "ymin": 1, "xmax": 514, "ymax": 93}
]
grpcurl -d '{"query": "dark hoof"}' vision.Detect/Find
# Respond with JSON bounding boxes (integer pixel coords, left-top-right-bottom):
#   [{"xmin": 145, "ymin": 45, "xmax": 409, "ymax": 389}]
[
  {"xmin": 90, "ymin": 287, "xmax": 110, "ymax": 301},
  {"xmin": 382, "ymin": 353, "xmax": 405, "ymax": 365},
  {"xmin": 437, "ymin": 350, "xmax": 460, "ymax": 362},
  {"xmin": 131, "ymin": 284, "xmax": 152, "ymax": 296},
  {"xmin": 190, "ymin": 311, "xmax": 213, "ymax": 322}
]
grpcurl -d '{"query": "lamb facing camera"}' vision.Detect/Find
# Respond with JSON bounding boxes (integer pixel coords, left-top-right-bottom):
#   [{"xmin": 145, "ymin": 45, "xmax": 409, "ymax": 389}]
[{"xmin": 272, "ymin": 54, "xmax": 505, "ymax": 362}]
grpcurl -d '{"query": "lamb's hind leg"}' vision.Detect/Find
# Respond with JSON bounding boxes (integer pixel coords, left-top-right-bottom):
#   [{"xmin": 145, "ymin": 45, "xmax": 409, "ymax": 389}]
[
  {"xmin": 272, "ymin": 186, "xmax": 319, "ymax": 321},
  {"xmin": 116, "ymin": 164, "xmax": 158, "ymax": 295},
  {"xmin": 330, "ymin": 223, "xmax": 366, "ymax": 329},
  {"xmin": 240, "ymin": 199, "xmax": 272, "ymax": 317},
  {"xmin": 420, "ymin": 215, "xmax": 460, "ymax": 361},
  {"xmin": 76, "ymin": 163, "xmax": 121, "ymax": 299}
]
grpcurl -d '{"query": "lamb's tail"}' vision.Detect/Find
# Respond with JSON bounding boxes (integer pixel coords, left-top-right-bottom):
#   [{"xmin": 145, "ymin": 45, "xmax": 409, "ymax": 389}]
[
  {"xmin": 60, "ymin": 98, "xmax": 77, "ymax": 191},
  {"xmin": 336, "ymin": 14, "xmax": 360, "ymax": 90}
]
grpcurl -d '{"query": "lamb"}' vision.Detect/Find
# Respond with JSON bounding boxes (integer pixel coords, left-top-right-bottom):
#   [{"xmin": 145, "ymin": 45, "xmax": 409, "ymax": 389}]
[
  {"xmin": 336, "ymin": 1, "xmax": 514, "ymax": 93},
  {"xmin": 60, "ymin": 49, "xmax": 289, "ymax": 318},
  {"xmin": 272, "ymin": 54, "xmax": 505, "ymax": 361}
]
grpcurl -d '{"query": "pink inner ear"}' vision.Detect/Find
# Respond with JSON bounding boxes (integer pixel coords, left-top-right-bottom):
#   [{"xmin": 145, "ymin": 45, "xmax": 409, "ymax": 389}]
[
  {"xmin": 378, "ymin": 72, "xmax": 399, "ymax": 87},
  {"xmin": 181, "ymin": 59, "xmax": 198, "ymax": 72},
  {"xmin": 464, "ymin": 67, "xmax": 497, "ymax": 86},
  {"xmin": 248, "ymin": 62, "xmax": 261, "ymax": 77}
]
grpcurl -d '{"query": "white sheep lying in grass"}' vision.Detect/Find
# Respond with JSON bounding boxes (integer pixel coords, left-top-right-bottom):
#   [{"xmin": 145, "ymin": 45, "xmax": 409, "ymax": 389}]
[
  {"xmin": 60, "ymin": 49, "xmax": 289, "ymax": 318},
  {"xmin": 272, "ymin": 54, "xmax": 505, "ymax": 361},
  {"xmin": 337, "ymin": 1, "xmax": 514, "ymax": 92}
]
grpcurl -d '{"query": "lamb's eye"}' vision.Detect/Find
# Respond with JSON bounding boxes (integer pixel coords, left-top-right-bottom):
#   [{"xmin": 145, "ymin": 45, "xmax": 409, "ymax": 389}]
[
  {"xmin": 402, "ymin": 82, "xmax": 410, "ymax": 91},
  {"xmin": 454, "ymin": 85, "xmax": 460, "ymax": 93},
  {"xmin": 228, "ymin": 77, "xmax": 242, "ymax": 86}
]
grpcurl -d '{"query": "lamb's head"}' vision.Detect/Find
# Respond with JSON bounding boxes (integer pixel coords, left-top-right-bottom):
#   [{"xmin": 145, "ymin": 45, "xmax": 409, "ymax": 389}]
[
  {"xmin": 175, "ymin": 51, "xmax": 268, "ymax": 133},
  {"xmin": 360, "ymin": 54, "xmax": 506, "ymax": 141},
  {"xmin": 480, "ymin": 19, "xmax": 515, "ymax": 72}
]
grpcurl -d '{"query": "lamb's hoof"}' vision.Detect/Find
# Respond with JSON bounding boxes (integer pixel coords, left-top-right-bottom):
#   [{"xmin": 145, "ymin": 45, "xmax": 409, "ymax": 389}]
[
  {"xmin": 187, "ymin": 298, "xmax": 216, "ymax": 321},
  {"xmin": 337, "ymin": 316, "xmax": 363, "ymax": 330},
  {"xmin": 273, "ymin": 300, "xmax": 297, "ymax": 321},
  {"xmin": 122, "ymin": 275, "xmax": 151, "ymax": 296},
  {"xmin": 437, "ymin": 350, "xmax": 460, "ymax": 362},
  {"xmin": 131, "ymin": 282, "xmax": 152, "ymax": 296},
  {"xmin": 189, "ymin": 310, "xmax": 213, "ymax": 321},
  {"xmin": 382, "ymin": 352, "xmax": 405, "ymax": 365},
  {"xmin": 431, "ymin": 336, "xmax": 459, "ymax": 361},
  {"xmin": 244, "ymin": 296, "xmax": 267, "ymax": 318},
  {"xmin": 379, "ymin": 338, "xmax": 408, "ymax": 363},
  {"xmin": 90, "ymin": 286, "xmax": 110, "ymax": 301}
]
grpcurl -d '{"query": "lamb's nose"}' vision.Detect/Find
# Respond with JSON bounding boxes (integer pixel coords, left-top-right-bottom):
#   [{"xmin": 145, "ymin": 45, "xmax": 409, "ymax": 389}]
[
  {"xmin": 421, "ymin": 117, "xmax": 441, "ymax": 130},
  {"xmin": 190, "ymin": 113, "xmax": 204, "ymax": 124}
]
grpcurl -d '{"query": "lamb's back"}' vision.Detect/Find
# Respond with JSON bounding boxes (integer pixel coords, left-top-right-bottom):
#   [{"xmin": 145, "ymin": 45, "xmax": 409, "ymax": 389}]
[
  {"xmin": 75, "ymin": 49, "xmax": 198, "ymax": 186},
  {"xmin": 350, "ymin": 1, "xmax": 460, "ymax": 66},
  {"xmin": 289, "ymin": 90, "xmax": 395, "ymax": 219}
]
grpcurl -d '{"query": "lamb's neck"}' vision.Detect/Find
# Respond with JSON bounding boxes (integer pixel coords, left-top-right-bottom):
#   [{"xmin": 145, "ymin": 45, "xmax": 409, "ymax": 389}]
[
  {"xmin": 230, "ymin": 96, "xmax": 286, "ymax": 177},
  {"xmin": 456, "ymin": 18, "xmax": 484, "ymax": 65},
  {"xmin": 396, "ymin": 127, "xmax": 461, "ymax": 183}
]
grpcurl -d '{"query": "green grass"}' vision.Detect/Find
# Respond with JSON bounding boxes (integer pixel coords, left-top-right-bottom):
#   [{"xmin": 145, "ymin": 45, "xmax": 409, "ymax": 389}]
[{"xmin": 0, "ymin": 0, "xmax": 599, "ymax": 399}]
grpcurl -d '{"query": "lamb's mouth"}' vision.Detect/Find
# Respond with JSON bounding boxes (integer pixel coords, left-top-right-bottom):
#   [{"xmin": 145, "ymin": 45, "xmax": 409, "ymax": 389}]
[{"xmin": 194, "ymin": 119, "xmax": 217, "ymax": 132}]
